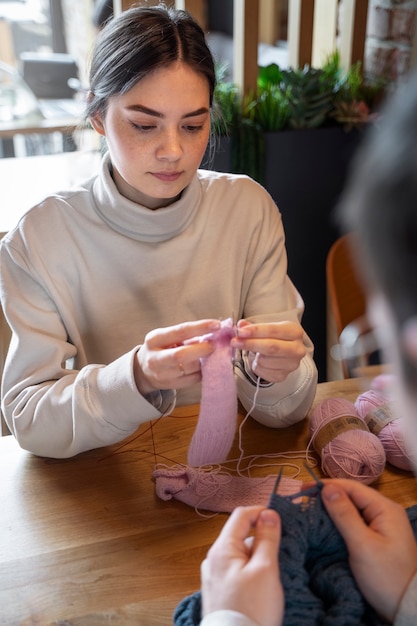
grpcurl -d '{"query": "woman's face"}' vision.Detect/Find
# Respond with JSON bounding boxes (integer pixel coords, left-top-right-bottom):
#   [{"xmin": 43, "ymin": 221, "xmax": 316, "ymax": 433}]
[{"xmin": 91, "ymin": 61, "xmax": 211, "ymax": 209}]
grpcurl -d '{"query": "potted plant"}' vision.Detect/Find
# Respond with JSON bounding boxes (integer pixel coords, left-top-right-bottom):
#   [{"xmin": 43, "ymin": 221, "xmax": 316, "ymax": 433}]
[{"xmin": 209, "ymin": 51, "xmax": 385, "ymax": 180}]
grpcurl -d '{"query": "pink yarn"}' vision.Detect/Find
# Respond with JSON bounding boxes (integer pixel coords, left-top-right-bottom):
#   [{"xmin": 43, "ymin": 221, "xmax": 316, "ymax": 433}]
[
  {"xmin": 355, "ymin": 390, "xmax": 415, "ymax": 472},
  {"xmin": 309, "ymin": 398, "xmax": 386, "ymax": 484},
  {"xmin": 370, "ymin": 373, "xmax": 397, "ymax": 399},
  {"xmin": 153, "ymin": 465, "xmax": 301, "ymax": 513},
  {"xmin": 187, "ymin": 318, "xmax": 237, "ymax": 467}
]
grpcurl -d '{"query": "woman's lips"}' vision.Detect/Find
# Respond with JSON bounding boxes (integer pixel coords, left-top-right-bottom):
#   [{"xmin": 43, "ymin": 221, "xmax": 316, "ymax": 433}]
[{"xmin": 151, "ymin": 171, "xmax": 182, "ymax": 182}]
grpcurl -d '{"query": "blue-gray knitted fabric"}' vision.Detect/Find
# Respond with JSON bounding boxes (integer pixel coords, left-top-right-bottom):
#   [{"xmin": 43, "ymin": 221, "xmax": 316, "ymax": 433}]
[{"xmin": 174, "ymin": 492, "xmax": 417, "ymax": 626}]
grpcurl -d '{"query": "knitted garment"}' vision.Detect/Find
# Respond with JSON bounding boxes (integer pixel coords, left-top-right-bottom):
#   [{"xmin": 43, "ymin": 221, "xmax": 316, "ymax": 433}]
[
  {"xmin": 153, "ymin": 464, "xmax": 301, "ymax": 513},
  {"xmin": 187, "ymin": 318, "xmax": 237, "ymax": 467},
  {"xmin": 174, "ymin": 491, "xmax": 417, "ymax": 626},
  {"xmin": 154, "ymin": 319, "xmax": 302, "ymax": 512}
]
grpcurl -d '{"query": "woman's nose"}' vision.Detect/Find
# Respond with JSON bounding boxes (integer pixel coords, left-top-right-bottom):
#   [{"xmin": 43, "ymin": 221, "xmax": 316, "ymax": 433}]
[{"xmin": 156, "ymin": 130, "xmax": 183, "ymax": 161}]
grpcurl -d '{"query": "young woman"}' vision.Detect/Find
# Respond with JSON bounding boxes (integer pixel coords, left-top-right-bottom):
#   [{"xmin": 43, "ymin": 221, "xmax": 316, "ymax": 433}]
[{"xmin": 0, "ymin": 5, "xmax": 317, "ymax": 459}]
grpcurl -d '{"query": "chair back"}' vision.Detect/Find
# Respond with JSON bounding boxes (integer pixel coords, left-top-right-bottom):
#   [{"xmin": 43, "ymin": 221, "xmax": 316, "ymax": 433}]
[
  {"xmin": 326, "ymin": 233, "xmax": 374, "ymax": 379},
  {"xmin": 326, "ymin": 232, "xmax": 366, "ymax": 339}
]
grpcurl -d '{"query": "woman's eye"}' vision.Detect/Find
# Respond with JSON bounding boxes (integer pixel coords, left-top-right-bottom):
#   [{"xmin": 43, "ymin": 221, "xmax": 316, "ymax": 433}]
[
  {"xmin": 184, "ymin": 125, "xmax": 203, "ymax": 133},
  {"xmin": 132, "ymin": 123, "xmax": 156, "ymax": 132}
]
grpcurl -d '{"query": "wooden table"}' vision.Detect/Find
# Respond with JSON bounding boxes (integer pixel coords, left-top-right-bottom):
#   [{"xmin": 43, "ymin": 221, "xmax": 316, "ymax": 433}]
[
  {"xmin": 1, "ymin": 376, "xmax": 417, "ymax": 626},
  {"xmin": 0, "ymin": 115, "xmax": 80, "ymax": 141},
  {"xmin": 0, "ymin": 98, "xmax": 94, "ymax": 157},
  {"xmin": 0, "ymin": 99, "xmax": 85, "ymax": 140},
  {"xmin": 0, "ymin": 150, "xmax": 101, "ymax": 233}
]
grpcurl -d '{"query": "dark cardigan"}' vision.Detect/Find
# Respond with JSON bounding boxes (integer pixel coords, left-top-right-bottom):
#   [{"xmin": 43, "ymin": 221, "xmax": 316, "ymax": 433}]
[{"xmin": 174, "ymin": 490, "xmax": 417, "ymax": 626}]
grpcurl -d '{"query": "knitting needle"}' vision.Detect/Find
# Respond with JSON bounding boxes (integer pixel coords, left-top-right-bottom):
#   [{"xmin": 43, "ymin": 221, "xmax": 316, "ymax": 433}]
[
  {"xmin": 271, "ymin": 467, "xmax": 284, "ymax": 495},
  {"xmin": 267, "ymin": 467, "xmax": 284, "ymax": 508},
  {"xmin": 268, "ymin": 464, "xmax": 323, "ymax": 506},
  {"xmin": 303, "ymin": 463, "xmax": 324, "ymax": 488},
  {"xmin": 285, "ymin": 465, "xmax": 324, "ymax": 501}
]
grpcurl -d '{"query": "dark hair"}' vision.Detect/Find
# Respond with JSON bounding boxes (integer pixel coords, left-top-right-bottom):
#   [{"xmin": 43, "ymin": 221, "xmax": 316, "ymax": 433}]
[
  {"xmin": 86, "ymin": 3, "xmax": 216, "ymax": 119},
  {"xmin": 337, "ymin": 69, "xmax": 417, "ymax": 386}
]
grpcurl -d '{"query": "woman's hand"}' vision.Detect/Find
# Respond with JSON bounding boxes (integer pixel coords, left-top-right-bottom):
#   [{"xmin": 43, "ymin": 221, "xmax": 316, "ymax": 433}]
[
  {"xmin": 231, "ymin": 320, "xmax": 306, "ymax": 383},
  {"xmin": 322, "ymin": 479, "xmax": 417, "ymax": 622},
  {"xmin": 201, "ymin": 505, "xmax": 284, "ymax": 626},
  {"xmin": 134, "ymin": 319, "xmax": 221, "ymax": 395}
]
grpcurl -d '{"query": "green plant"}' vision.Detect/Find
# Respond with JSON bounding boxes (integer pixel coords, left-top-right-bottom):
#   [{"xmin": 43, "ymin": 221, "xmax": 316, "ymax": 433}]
[
  {"xmin": 247, "ymin": 54, "xmax": 340, "ymax": 131},
  {"xmin": 279, "ymin": 65, "xmax": 336, "ymax": 129},
  {"xmin": 246, "ymin": 65, "xmax": 290, "ymax": 131},
  {"xmin": 331, "ymin": 55, "xmax": 386, "ymax": 130},
  {"xmin": 212, "ymin": 79, "xmax": 241, "ymax": 135},
  {"xmin": 209, "ymin": 53, "xmax": 386, "ymax": 182},
  {"xmin": 211, "ymin": 62, "xmax": 241, "ymax": 136}
]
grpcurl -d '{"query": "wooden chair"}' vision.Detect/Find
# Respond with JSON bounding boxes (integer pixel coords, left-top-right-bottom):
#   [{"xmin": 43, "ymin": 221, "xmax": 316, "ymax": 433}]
[{"xmin": 326, "ymin": 232, "xmax": 378, "ymax": 379}]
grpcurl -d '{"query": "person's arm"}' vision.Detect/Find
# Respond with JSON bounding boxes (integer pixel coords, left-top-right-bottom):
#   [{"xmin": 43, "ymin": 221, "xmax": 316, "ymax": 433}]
[
  {"xmin": 0, "ymin": 264, "xmax": 171, "ymax": 458},
  {"xmin": 201, "ymin": 611, "xmax": 258, "ymax": 626},
  {"xmin": 394, "ymin": 571, "xmax": 417, "ymax": 626},
  {"xmin": 321, "ymin": 480, "xmax": 417, "ymax": 623},
  {"xmin": 0, "ymin": 237, "xmax": 217, "ymax": 458},
  {"xmin": 201, "ymin": 505, "xmax": 284, "ymax": 626}
]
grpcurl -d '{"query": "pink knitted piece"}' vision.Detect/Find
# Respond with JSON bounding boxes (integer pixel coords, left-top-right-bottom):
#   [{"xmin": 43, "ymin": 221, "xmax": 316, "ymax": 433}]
[
  {"xmin": 153, "ymin": 465, "xmax": 301, "ymax": 513},
  {"xmin": 153, "ymin": 318, "xmax": 301, "ymax": 513},
  {"xmin": 187, "ymin": 318, "xmax": 238, "ymax": 467}
]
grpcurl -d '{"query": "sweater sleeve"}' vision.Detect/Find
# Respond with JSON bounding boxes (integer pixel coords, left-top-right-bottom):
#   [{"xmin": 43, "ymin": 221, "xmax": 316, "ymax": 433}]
[
  {"xmin": 0, "ymin": 240, "xmax": 175, "ymax": 458},
  {"xmin": 394, "ymin": 573, "xmax": 417, "ymax": 626},
  {"xmin": 235, "ymin": 297, "xmax": 318, "ymax": 428},
  {"xmin": 236, "ymin": 351, "xmax": 317, "ymax": 428},
  {"xmin": 200, "ymin": 610, "xmax": 259, "ymax": 626}
]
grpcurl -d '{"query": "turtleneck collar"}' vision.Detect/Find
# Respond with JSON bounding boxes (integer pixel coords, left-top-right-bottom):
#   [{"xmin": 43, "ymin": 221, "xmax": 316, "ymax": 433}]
[{"xmin": 92, "ymin": 152, "xmax": 202, "ymax": 242}]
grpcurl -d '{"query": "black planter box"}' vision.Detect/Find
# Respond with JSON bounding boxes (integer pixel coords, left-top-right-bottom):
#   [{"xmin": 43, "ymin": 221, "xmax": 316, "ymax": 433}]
[
  {"xmin": 201, "ymin": 125, "xmax": 367, "ymax": 380},
  {"xmin": 263, "ymin": 125, "xmax": 367, "ymax": 380},
  {"xmin": 200, "ymin": 135, "xmax": 232, "ymax": 172}
]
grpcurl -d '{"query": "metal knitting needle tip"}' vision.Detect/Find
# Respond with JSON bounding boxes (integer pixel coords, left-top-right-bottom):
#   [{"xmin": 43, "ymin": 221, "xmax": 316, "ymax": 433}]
[
  {"xmin": 287, "ymin": 486, "xmax": 320, "ymax": 501},
  {"xmin": 271, "ymin": 467, "xmax": 284, "ymax": 495},
  {"xmin": 303, "ymin": 463, "xmax": 324, "ymax": 487}
]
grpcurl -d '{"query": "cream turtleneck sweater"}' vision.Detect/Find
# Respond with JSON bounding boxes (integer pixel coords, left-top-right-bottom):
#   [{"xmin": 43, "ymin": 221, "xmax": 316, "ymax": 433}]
[{"xmin": 0, "ymin": 153, "xmax": 317, "ymax": 458}]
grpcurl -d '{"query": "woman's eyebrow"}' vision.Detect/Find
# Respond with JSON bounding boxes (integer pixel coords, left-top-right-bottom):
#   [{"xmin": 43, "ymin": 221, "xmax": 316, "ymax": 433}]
[{"xmin": 125, "ymin": 104, "xmax": 209, "ymax": 119}]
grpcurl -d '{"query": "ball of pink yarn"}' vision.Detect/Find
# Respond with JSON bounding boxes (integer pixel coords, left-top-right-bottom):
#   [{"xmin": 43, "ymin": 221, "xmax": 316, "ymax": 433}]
[
  {"xmin": 355, "ymin": 390, "xmax": 415, "ymax": 472},
  {"xmin": 309, "ymin": 398, "xmax": 386, "ymax": 484},
  {"xmin": 370, "ymin": 374, "xmax": 397, "ymax": 400}
]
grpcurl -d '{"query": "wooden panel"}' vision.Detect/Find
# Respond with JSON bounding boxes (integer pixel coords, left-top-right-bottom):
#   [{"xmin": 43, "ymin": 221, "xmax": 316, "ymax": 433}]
[
  {"xmin": 233, "ymin": 0, "xmax": 260, "ymax": 96},
  {"xmin": 176, "ymin": 0, "xmax": 207, "ymax": 29},
  {"xmin": 312, "ymin": 0, "xmax": 338, "ymax": 67},
  {"xmin": 259, "ymin": 0, "xmax": 281, "ymax": 45},
  {"xmin": 114, "ymin": 0, "xmax": 174, "ymax": 13},
  {"xmin": 339, "ymin": 0, "xmax": 369, "ymax": 71},
  {"xmin": 288, "ymin": 0, "xmax": 315, "ymax": 68},
  {"xmin": 113, "ymin": 0, "xmax": 124, "ymax": 14},
  {"xmin": 0, "ymin": 19, "xmax": 16, "ymax": 67},
  {"xmin": 114, "ymin": 1, "xmax": 205, "ymax": 27}
]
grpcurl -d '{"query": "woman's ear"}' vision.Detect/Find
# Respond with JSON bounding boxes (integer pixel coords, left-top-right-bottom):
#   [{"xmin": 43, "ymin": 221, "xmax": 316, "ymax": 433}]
[
  {"xmin": 89, "ymin": 112, "xmax": 106, "ymax": 136},
  {"xmin": 87, "ymin": 92, "xmax": 106, "ymax": 136}
]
